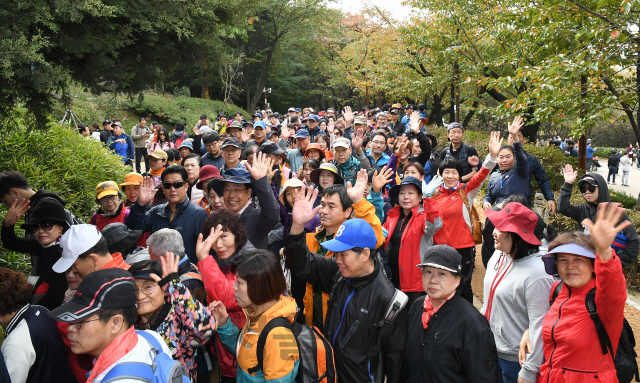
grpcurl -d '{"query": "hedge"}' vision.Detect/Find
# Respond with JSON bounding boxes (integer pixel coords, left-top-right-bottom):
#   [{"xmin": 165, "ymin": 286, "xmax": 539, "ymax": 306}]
[{"xmin": 0, "ymin": 124, "xmax": 131, "ymax": 272}]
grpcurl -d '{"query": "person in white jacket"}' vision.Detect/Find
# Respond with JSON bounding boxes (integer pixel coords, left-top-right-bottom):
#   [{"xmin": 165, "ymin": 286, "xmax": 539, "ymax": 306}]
[{"xmin": 620, "ymin": 152, "xmax": 633, "ymax": 186}]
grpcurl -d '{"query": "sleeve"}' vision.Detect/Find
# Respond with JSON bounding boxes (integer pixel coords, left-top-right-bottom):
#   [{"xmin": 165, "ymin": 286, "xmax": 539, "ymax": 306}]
[
  {"xmin": 352, "ymin": 198, "xmax": 384, "ymax": 249},
  {"xmin": 414, "ymin": 132, "xmax": 432, "ymax": 167},
  {"xmin": 557, "ymin": 182, "xmax": 582, "ymax": 221},
  {"xmin": 160, "ymin": 273, "xmax": 214, "ymax": 345},
  {"xmin": 284, "ymin": 231, "xmax": 339, "ymax": 294},
  {"xmin": 367, "ymin": 189, "xmax": 385, "ymax": 224},
  {"xmin": 381, "ymin": 305, "xmax": 408, "ymax": 383},
  {"xmin": 263, "ymin": 327, "xmax": 299, "ymax": 382},
  {"xmin": 619, "ymin": 223, "xmax": 640, "ymax": 267},
  {"xmin": 1, "ymin": 224, "xmax": 41, "ymax": 254},
  {"xmin": 460, "ymin": 318, "xmax": 500, "ymax": 383},
  {"xmin": 131, "ymin": 127, "xmax": 142, "ymax": 140},
  {"xmin": 594, "ymin": 252, "xmax": 627, "ymax": 347},
  {"xmin": 520, "ymin": 277, "xmax": 554, "ymax": 382},
  {"xmin": 126, "ymin": 137, "xmax": 135, "ymax": 159},
  {"xmin": 513, "ymin": 142, "xmax": 529, "ymax": 177},
  {"xmin": 125, "ymin": 202, "xmax": 152, "ymax": 233},
  {"xmin": 107, "ymin": 136, "xmax": 117, "ymax": 149},
  {"xmin": 355, "ymin": 151, "xmax": 372, "ymax": 170},
  {"xmin": 483, "ymin": 174, "xmax": 497, "ymax": 205},
  {"xmin": 387, "ymin": 154, "xmax": 399, "ymax": 188},
  {"xmin": 530, "ymin": 156, "xmax": 555, "ymax": 201},
  {"xmin": 2, "ymin": 323, "xmax": 36, "ymax": 383},
  {"xmin": 198, "ymin": 256, "xmax": 240, "ymax": 311},
  {"xmin": 216, "ymin": 319, "xmax": 241, "ymax": 355},
  {"xmin": 252, "ymin": 176, "xmax": 281, "ymax": 238},
  {"xmin": 193, "ymin": 134, "xmax": 204, "ymax": 155}
]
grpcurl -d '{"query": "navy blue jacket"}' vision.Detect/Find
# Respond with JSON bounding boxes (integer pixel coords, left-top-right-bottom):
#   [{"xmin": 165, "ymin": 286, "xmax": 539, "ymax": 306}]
[
  {"xmin": 126, "ymin": 198, "xmax": 209, "ymax": 264},
  {"xmin": 525, "ymin": 151, "xmax": 555, "ymax": 201},
  {"xmin": 192, "ymin": 134, "xmax": 225, "ymax": 169},
  {"xmin": 1, "ymin": 304, "xmax": 76, "ymax": 383},
  {"xmin": 484, "ymin": 141, "xmax": 530, "ymax": 205}
]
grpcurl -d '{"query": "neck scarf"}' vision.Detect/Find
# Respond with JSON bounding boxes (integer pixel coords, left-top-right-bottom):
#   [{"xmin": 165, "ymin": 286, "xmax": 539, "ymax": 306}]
[
  {"xmin": 149, "ymin": 167, "xmax": 164, "ymax": 177},
  {"xmin": 213, "ymin": 249, "xmax": 240, "ymax": 275},
  {"xmin": 422, "ymin": 291, "xmax": 455, "ymax": 329}
]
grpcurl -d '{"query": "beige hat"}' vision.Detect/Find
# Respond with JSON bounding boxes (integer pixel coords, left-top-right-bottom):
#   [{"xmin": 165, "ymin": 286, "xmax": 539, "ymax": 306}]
[
  {"xmin": 333, "ymin": 137, "xmax": 351, "ymax": 149},
  {"xmin": 354, "ymin": 116, "xmax": 367, "ymax": 125},
  {"xmin": 278, "ymin": 178, "xmax": 307, "ymax": 206},
  {"xmin": 146, "ymin": 149, "xmax": 168, "ymax": 161}
]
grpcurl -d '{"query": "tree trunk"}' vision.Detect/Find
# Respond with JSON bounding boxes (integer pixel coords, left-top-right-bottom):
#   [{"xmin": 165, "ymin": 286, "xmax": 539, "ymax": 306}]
[{"xmin": 248, "ymin": 45, "xmax": 276, "ymax": 113}]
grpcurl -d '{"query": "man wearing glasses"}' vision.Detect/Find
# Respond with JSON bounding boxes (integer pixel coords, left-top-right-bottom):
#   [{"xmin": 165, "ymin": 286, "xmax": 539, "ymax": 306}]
[
  {"xmin": 439, "ymin": 122, "xmax": 482, "ymax": 182},
  {"xmin": 193, "ymin": 130, "xmax": 224, "ymax": 169},
  {"xmin": 126, "ymin": 166, "xmax": 209, "ymax": 262}
]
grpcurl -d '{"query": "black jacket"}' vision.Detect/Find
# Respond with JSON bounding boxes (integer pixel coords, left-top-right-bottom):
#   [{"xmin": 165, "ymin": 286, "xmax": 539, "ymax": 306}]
[
  {"xmin": 402, "ymin": 295, "xmax": 499, "ymax": 383},
  {"xmin": 240, "ymin": 176, "xmax": 280, "ymax": 250},
  {"xmin": 558, "ymin": 172, "xmax": 639, "ymax": 267},
  {"xmin": 285, "ymin": 231, "xmax": 407, "ymax": 383},
  {"xmin": 608, "ymin": 154, "xmax": 621, "ymax": 168}
]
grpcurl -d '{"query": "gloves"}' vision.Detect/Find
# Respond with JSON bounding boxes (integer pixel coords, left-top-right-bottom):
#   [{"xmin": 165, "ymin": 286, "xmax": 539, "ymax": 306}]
[{"xmin": 423, "ymin": 175, "xmax": 443, "ymax": 197}]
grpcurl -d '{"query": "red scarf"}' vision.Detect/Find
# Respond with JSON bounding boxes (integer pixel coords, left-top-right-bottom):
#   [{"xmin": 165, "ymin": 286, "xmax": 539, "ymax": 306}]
[
  {"xmin": 422, "ymin": 292, "xmax": 455, "ymax": 329},
  {"xmin": 86, "ymin": 327, "xmax": 138, "ymax": 383}
]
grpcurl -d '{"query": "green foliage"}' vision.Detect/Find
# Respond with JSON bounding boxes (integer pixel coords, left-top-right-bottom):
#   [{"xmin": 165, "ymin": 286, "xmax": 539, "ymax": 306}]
[
  {"xmin": 173, "ymin": 86, "xmax": 192, "ymax": 98},
  {"xmin": 594, "ymin": 147, "xmax": 626, "ymax": 158},
  {"xmin": 610, "ymin": 190, "xmax": 638, "ymax": 209}
]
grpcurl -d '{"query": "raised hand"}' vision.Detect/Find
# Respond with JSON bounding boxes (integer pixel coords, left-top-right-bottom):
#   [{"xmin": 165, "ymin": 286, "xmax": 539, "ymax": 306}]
[
  {"xmin": 343, "ymin": 106, "xmax": 354, "ymax": 126},
  {"xmin": 395, "ymin": 136, "xmax": 409, "ymax": 156},
  {"xmin": 195, "ymin": 225, "xmax": 224, "ymax": 262},
  {"xmin": 241, "ymin": 128, "xmax": 250, "ymax": 142},
  {"xmin": 268, "ymin": 166, "xmax": 280, "ymax": 184},
  {"xmin": 508, "ymin": 116, "xmax": 524, "ymax": 143},
  {"xmin": 245, "ymin": 152, "xmax": 273, "ymax": 180},
  {"xmin": 346, "ymin": 169, "xmax": 368, "ymax": 203},
  {"xmin": 209, "ymin": 301, "xmax": 229, "ymax": 327},
  {"xmin": 547, "ymin": 200, "xmax": 556, "ymax": 215},
  {"xmin": 150, "ymin": 251, "xmax": 180, "ymax": 282},
  {"xmin": 193, "ymin": 125, "xmax": 201, "ymax": 136},
  {"xmin": 372, "ymin": 166, "xmax": 395, "ymax": 193},
  {"xmin": 291, "ymin": 187, "xmax": 322, "ymax": 235},
  {"xmin": 562, "ymin": 164, "xmax": 577, "ymax": 184},
  {"xmin": 327, "ymin": 120, "xmax": 335, "ymax": 134},
  {"xmin": 424, "ymin": 175, "xmax": 443, "ymax": 197},
  {"xmin": 468, "ymin": 156, "xmax": 480, "ymax": 167},
  {"xmin": 352, "ymin": 128, "xmax": 365, "ymax": 152},
  {"xmin": 410, "ymin": 111, "xmax": 421, "ymax": 133},
  {"xmin": 582, "ymin": 202, "xmax": 631, "ymax": 261},
  {"xmin": 137, "ymin": 177, "xmax": 158, "ymax": 206},
  {"xmin": 3, "ymin": 199, "xmax": 30, "ymax": 227},
  {"xmin": 488, "ymin": 131, "xmax": 503, "ymax": 157}
]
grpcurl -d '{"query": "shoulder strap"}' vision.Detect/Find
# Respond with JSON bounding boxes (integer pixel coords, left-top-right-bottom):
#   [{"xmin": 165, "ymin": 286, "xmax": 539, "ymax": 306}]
[
  {"xmin": 374, "ymin": 289, "xmax": 408, "ymax": 383},
  {"xmin": 585, "ymin": 288, "xmax": 615, "ymax": 356},
  {"xmin": 248, "ymin": 317, "xmax": 294, "ymax": 374},
  {"xmin": 136, "ymin": 330, "xmax": 163, "ymax": 351},
  {"xmin": 550, "ymin": 281, "xmax": 563, "ymax": 305},
  {"xmin": 102, "ymin": 363, "xmax": 154, "ymax": 383}
]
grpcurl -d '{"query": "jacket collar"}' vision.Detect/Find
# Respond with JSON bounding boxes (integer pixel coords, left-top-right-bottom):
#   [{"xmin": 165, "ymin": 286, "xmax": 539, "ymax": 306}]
[
  {"xmin": 156, "ymin": 198, "xmax": 190, "ymax": 218},
  {"xmin": 5, "ymin": 304, "xmax": 30, "ymax": 336},
  {"xmin": 97, "ymin": 201, "xmax": 124, "ymax": 219},
  {"xmin": 344, "ymin": 261, "xmax": 381, "ymax": 290},
  {"xmin": 564, "ymin": 278, "xmax": 597, "ymax": 296}
]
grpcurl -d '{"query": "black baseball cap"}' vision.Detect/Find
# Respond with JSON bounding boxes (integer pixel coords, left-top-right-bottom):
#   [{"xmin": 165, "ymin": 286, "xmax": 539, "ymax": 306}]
[
  {"xmin": 102, "ymin": 120, "xmax": 111, "ymax": 126},
  {"xmin": 417, "ymin": 245, "xmax": 462, "ymax": 274},
  {"xmin": 221, "ymin": 137, "xmax": 241, "ymax": 149},
  {"xmin": 261, "ymin": 141, "xmax": 284, "ymax": 155},
  {"xmin": 49, "ymin": 268, "xmax": 136, "ymax": 323}
]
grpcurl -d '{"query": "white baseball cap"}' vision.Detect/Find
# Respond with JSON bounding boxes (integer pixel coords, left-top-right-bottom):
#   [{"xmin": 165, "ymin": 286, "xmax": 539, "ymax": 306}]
[{"xmin": 53, "ymin": 224, "xmax": 103, "ymax": 273}]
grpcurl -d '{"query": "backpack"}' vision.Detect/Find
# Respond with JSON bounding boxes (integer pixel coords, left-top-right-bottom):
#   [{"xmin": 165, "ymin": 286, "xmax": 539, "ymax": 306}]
[
  {"xmin": 174, "ymin": 132, "xmax": 187, "ymax": 148},
  {"xmin": 551, "ymin": 282, "xmax": 640, "ymax": 383},
  {"xmin": 248, "ymin": 317, "xmax": 337, "ymax": 383},
  {"xmin": 432, "ymin": 187, "xmax": 483, "ymax": 245},
  {"xmin": 101, "ymin": 331, "xmax": 190, "ymax": 383}
]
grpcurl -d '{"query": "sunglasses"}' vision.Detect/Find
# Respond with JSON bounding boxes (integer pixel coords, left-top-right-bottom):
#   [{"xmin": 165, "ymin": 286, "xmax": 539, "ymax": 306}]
[
  {"xmin": 29, "ymin": 221, "xmax": 55, "ymax": 233},
  {"xmin": 162, "ymin": 181, "xmax": 185, "ymax": 189},
  {"xmin": 579, "ymin": 184, "xmax": 597, "ymax": 193}
]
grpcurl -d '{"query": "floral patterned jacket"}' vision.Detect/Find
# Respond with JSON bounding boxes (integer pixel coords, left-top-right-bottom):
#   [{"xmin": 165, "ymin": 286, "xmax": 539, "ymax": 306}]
[{"xmin": 135, "ymin": 272, "xmax": 215, "ymax": 381}]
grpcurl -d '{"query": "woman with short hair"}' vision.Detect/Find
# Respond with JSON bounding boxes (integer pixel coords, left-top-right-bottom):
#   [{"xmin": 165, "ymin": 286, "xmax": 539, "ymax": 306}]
[
  {"xmin": 182, "ymin": 153, "xmax": 204, "ymax": 203},
  {"xmin": 209, "ymin": 249, "xmax": 299, "ymax": 383}
]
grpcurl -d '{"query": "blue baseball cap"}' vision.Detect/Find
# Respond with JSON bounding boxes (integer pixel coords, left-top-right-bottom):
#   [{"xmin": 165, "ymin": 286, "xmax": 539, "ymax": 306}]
[
  {"xmin": 308, "ymin": 114, "xmax": 320, "ymax": 122},
  {"xmin": 295, "ymin": 129, "xmax": 310, "ymax": 139},
  {"xmin": 321, "ymin": 219, "xmax": 377, "ymax": 252},
  {"xmin": 254, "ymin": 121, "xmax": 267, "ymax": 130},
  {"xmin": 295, "ymin": 108, "xmax": 302, "ymax": 113}
]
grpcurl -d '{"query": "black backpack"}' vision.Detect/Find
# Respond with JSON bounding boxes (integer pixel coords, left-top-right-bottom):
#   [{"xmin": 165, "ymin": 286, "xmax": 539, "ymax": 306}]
[{"xmin": 551, "ymin": 282, "xmax": 639, "ymax": 383}]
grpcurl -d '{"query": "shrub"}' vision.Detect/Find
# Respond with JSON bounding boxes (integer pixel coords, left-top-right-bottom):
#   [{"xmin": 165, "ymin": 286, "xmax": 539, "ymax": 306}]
[
  {"xmin": 172, "ymin": 86, "xmax": 192, "ymax": 98},
  {"xmin": 610, "ymin": 190, "xmax": 638, "ymax": 209},
  {"xmin": 594, "ymin": 147, "xmax": 626, "ymax": 159},
  {"xmin": 0, "ymin": 124, "xmax": 131, "ymax": 272}
]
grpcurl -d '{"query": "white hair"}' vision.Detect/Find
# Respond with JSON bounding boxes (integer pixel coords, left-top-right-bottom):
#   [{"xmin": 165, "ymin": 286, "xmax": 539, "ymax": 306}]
[{"xmin": 146, "ymin": 229, "xmax": 185, "ymax": 258}]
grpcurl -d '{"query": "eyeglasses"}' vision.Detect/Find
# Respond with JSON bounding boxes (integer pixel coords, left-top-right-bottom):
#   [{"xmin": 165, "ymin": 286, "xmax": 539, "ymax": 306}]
[
  {"xmin": 580, "ymin": 184, "xmax": 597, "ymax": 193},
  {"xmin": 162, "ymin": 181, "xmax": 185, "ymax": 189},
  {"xmin": 69, "ymin": 318, "xmax": 101, "ymax": 330},
  {"xmin": 100, "ymin": 195, "xmax": 119, "ymax": 202},
  {"xmin": 29, "ymin": 221, "xmax": 55, "ymax": 233},
  {"xmin": 223, "ymin": 187, "xmax": 248, "ymax": 195},
  {"xmin": 371, "ymin": 140, "xmax": 386, "ymax": 146},
  {"xmin": 135, "ymin": 283, "xmax": 156, "ymax": 296}
]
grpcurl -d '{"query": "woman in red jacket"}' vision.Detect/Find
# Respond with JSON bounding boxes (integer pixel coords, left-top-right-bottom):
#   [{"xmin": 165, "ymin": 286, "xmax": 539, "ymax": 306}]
[
  {"xmin": 431, "ymin": 131, "xmax": 501, "ymax": 303},
  {"xmin": 195, "ymin": 210, "xmax": 255, "ymax": 382},
  {"xmin": 537, "ymin": 202, "xmax": 628, "ymax": 382}
]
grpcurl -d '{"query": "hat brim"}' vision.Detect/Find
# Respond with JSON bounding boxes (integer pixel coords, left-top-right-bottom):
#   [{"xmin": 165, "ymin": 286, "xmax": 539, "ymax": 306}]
[
  {"xmin": 388, "ymin": 183, "xmax": 422, "ymax": 205},
  {"xmin": 416, "ymin": 262, "xmax": 459, "ymax": 273},
  {"xmin": 145, "ymin": 154, "xmax": 167, "ymax": 161},
  {"xmin": 21, "ymin": 219, "xmax": 68, "ymax": 232},
  {"xmin": 52, "ymin": 256, "xmax": 77, "ymax": 274},
  {"xmin": 197, "ymin": 175, "xmax": 222, "ymax": 190},
  {"xmin": 131, "ymin": 269, "xmax": 159, "ymax": 280},
  {"xmin": 49, "ymin": 300, "xmax": 102, "ymax": 323},
  {"xmin": 310, "ymin": 168, "xmax": 344, "ymax": 188},
  {"xmin": 97, "ymin": 189, "xmax": 119, "ymax": 200},
  {"xmin": 321, "ymin": 238, "xmax": 356, "ymax": 253},
  {"xmin": 541, "ymin": 243, "xmax": 596, "ymax": 275},
  {"xmin": 212, "ymin": 178, "xmax": 252, "ymax": 196},
  {"xmin": 119, "ymin": 182, "xmax": 140, "ymax": 187},
  {"xmin": 108, "ymin": 230, "xmax": 143, "ymax": 255},
  {"xmin": 484, "ymin": 209, "xmax": 542, "ymax": 246},
  {"xmin": 220, "ymin": 143, "xmax": 241, "ymax": 149}
]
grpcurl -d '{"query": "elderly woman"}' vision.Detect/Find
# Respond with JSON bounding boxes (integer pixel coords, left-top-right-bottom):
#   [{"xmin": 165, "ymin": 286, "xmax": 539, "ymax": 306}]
[
  {"xmin": 119, "ymin": 173, "xmax": 143, "ymax": 207},
  {"xmin": 129, "ymin": 254, "xmax": 214, "ymax": 381},
  {"xmin": 305, "ymin": 143, "xmax": 326, "ymax": 163},
  {"xmin": 205, "ymin": 178, "xmax": 227, "ymax": 213},
  {"xmin": 209, "ymin": 249, "xmax": 299, "ymax": 383},
  {"xmin": 90, "ymin": 181, "xmax": 129, "ymax": 231},
  {"xmin": 1, "ymin": 198, "xmax": 70, "ymax": 310},
  {"xmin": 535, "ymin": 203, "xmax": 629, "ymax": 383},
  {"xmin": 403, "ymin": 245, "xmax": 499, "ymax": 382},
  {"xmin": 482, "ymin": 202, "xmax": 554, "ymax": 383},
  {"xmin": 195, "ymin": 210, "xmax": 255, "ymax": 382},
  {"xmin": 310, "ymin": 162, "xmax": 345, "ymax": 192},
  {"xmin": 182, "ymin": 153, "xmax": 204, "ymax": 203}
]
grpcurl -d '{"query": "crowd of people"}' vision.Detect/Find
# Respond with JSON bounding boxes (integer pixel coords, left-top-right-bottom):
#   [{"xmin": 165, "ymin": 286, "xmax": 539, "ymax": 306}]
[{"xmin": 2, "ymin": 102, "xmax": 639, "ymax": 383}]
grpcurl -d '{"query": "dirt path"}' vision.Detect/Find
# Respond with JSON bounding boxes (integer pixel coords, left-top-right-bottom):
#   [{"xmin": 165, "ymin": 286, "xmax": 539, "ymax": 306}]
[{"xmin": 471, "ymin": 204, "xmax": 640, "ymax": 365}]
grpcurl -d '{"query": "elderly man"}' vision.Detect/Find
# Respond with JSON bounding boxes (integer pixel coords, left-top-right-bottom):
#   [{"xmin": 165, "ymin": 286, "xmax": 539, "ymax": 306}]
[{"xmin": 283, "ymin": 129, "xmax": 312, "ymax": 173}]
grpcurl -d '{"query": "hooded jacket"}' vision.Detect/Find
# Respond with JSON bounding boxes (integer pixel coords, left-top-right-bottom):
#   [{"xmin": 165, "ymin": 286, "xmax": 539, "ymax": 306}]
[
  {"xmin": 538, "ymin": 253, "xmax": 626, "ymax": 383},
  {"xmin": 330, "ymin": 151, "xmax": 372, "ymax": 185},
  {"xmin": 285, "ymin": 231, "xmax": 407, "ymax": 383},
  {"xmin": 217, "ymin": 296, "xmax": 300, "ymax": 383},
  {"xmin": 558, "ymin": 172, "xmax": 639, "ymax": 267}
]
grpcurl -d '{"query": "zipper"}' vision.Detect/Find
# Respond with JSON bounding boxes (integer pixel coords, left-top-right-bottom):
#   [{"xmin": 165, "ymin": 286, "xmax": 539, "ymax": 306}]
[
  {"xmin": 340, "ymin": 320, "xmax": 360, "ymax": 348},
  {"xmin": 547, "ymin": 287, "xmax": 571, "ymax": 383},
  {"xmin": 562, "ymin": 367, "xmax": 598, "ymax": 373}
]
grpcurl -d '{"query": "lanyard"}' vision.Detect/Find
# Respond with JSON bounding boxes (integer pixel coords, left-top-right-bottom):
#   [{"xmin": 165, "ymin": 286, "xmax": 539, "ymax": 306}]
[{"xmin": 484, "ymin": 254, "xmax": 513, "ymax": 322}]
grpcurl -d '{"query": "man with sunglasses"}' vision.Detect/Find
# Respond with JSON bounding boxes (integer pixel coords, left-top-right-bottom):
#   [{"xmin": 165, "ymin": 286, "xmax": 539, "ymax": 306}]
[
  {"xmin": 558, "ymin": 165, "xmax": 639, "ymax": 267},
  {"xmin": 126, "ymin": 166, "xmax": 209, "ymax": 263},
  {"xmin": 439, "ymin": 122, "xmax": 482, "ymax": 182}
]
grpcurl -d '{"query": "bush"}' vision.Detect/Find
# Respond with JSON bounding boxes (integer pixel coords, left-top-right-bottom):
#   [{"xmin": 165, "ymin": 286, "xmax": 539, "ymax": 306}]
[
  {"xmin": 172, "ymin": 86, "xmax": 192, "ymax": 98},
  {"xmin": 610, "ymin": 190, "xmax": 638, "ymax": 209},
  {"xmin": 0, "ymin": 124, "xmax": 131, "ymax": 272},
  {"xmin": 594, "ymin": 147, "xmax": 626, "ymax": 159}
]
